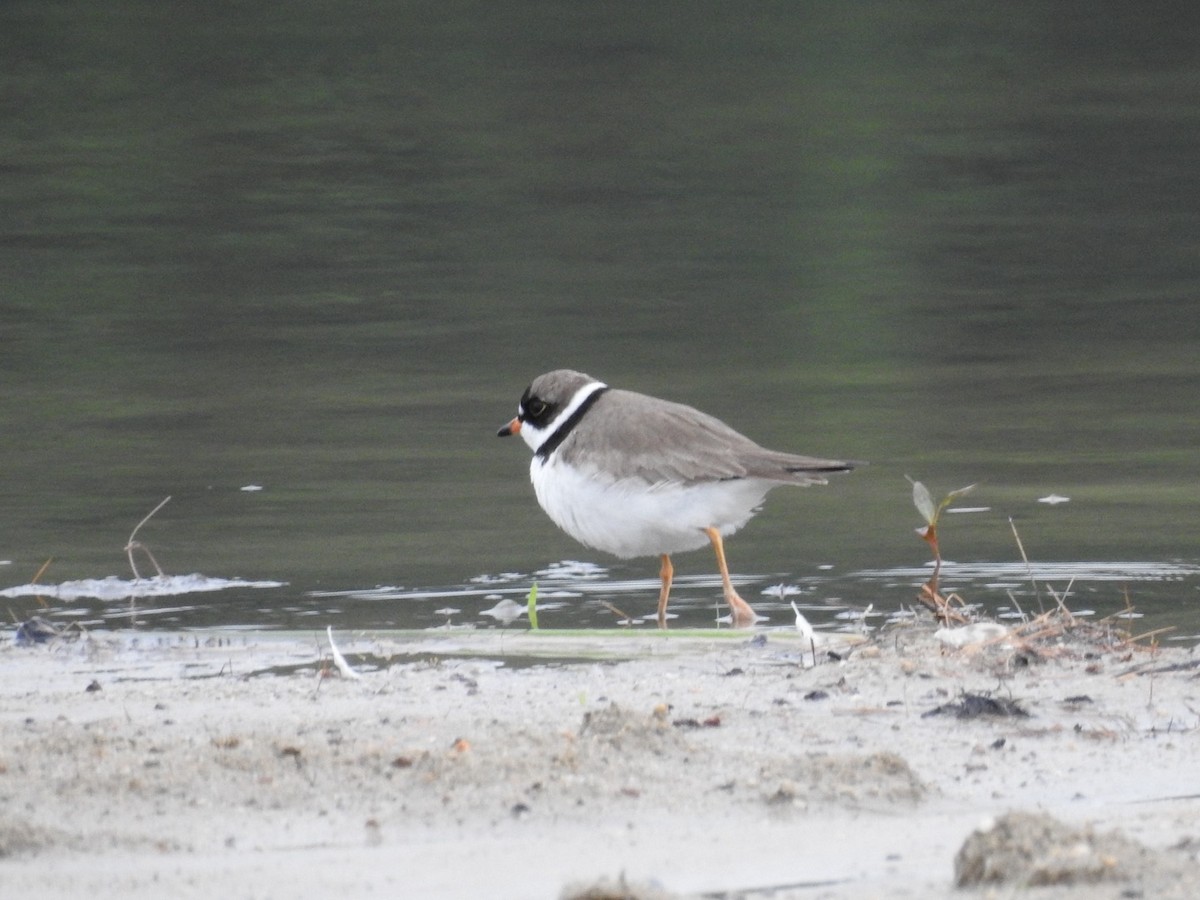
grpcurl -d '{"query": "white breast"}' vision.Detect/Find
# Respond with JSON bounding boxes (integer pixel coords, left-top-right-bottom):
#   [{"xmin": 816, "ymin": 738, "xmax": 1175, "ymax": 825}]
[{"xmin": 530, "ymin": 455, "xmax": 775, "ymax": 559}]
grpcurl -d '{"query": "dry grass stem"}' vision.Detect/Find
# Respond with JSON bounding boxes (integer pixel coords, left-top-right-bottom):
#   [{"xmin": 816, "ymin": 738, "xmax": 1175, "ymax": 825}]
[
  {"xmin": 1009, "ymin": 516, "xmax": 1044, "ymax": 613},
  {"xmin": 916, "ymin": 581, "xmax": 971, "ymax": 626},
  {"xmin": 125, "ymin": 496, "xmax": 171, "ymax": 579}
]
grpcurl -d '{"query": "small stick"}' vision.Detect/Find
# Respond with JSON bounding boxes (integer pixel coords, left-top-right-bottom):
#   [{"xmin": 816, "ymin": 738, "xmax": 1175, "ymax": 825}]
[
  {"xmin": 1005, "ymin": 590, "xmax": 1027, "ymax": 625},
  {"xmin": 598, "ymin": 600, "xmax": 635, "ymax": 625},
  {"xmin": 1044, "ymin": 577, "xmax": 1077, "ymax": 620},
  {"xmin": 1124, "ymin": 626, "xmax": 1175, "ymax": 645},
  {"xmin": 31, "ymin": 557, "xmax": 54, "ymax": 608},
  {"xmin": 32, "ymin": 556, "xmax": 54, "ymax": 584}
]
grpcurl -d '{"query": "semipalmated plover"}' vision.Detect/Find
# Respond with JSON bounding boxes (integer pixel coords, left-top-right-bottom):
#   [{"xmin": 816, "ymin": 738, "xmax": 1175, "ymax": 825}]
[{"xmin": 498, "ymin": 369, "xmax": 856, "ymax": 628}]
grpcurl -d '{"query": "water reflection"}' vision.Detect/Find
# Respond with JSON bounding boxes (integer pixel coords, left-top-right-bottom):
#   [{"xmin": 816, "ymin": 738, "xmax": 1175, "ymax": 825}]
[
  {"xmin": 1, "ymin": 2, "xmax": 1198, "ymax": 638},
  {"xmin": 6, "ymin": 555, "xmax": 1198, "ymax": 641}
]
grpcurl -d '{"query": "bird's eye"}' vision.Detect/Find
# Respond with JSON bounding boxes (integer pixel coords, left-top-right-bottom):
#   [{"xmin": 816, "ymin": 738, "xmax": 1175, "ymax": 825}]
[{"xmin": 525, "ymin": 398, "xmax": 548, "ymax": 419}]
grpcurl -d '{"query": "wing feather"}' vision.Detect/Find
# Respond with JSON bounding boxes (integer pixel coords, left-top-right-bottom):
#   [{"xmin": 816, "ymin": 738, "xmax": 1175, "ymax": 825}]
[{"xmin": 557, "ymin": 389, "xmax": 853, "ymax": 486}]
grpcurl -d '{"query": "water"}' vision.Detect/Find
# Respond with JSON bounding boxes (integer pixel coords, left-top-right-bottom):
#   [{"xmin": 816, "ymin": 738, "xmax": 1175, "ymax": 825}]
[{"xmin": 3, "ymin": 2, "xmax": 1199, "ymax": 640}]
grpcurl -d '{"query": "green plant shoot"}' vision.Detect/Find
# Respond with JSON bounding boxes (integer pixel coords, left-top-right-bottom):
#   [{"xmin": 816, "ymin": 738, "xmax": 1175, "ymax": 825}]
[
  {"xmin": 906, "ymin": 477, "xmax": 977, "ymax": 623},
  {"xmin": 907, "ymin": 477, "xmax": 977, "ymax": 563},
  {"xmin": 908, "ymin": 477, "xmax": 977, "ymax": 531},
  {"xmin": 527, "ymin": 581, "xmax": 539, "ymax": 630}
]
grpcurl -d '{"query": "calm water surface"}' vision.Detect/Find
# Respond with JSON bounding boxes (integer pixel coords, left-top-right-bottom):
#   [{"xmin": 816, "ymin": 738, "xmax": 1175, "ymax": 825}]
[{"xmin": 2, "ymin": 3, "xmax": 1198, "ymax": 638}]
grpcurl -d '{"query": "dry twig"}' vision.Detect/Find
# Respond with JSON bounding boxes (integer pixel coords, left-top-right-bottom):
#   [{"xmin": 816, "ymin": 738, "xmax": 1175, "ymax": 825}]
[{"xmin": 125, "ymin": 496, "xmax": 171, "ymax": 579}]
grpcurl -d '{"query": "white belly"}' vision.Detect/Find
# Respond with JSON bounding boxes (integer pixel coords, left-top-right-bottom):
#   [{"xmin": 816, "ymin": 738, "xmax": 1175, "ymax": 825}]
[{"xmin": 530, "ymin": 456, "xmax": 776, "ymax": 559}]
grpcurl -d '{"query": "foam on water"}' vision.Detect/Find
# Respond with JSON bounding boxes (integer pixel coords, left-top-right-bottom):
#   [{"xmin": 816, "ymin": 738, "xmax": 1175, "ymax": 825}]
[{"xmin": 0, "ymin": 574, "xmax": 285, "ymax": 601}]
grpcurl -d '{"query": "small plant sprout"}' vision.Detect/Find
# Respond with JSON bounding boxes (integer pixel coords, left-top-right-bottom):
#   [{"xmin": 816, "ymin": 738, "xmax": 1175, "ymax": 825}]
[
  {"xmin": 907, "ymin": 478, "xmax": 975, "ymax": 625},
  {"xmin": 526, "ymin": 581, "xmax": 539, "ymax": 630},
  {"xmin": 326, "ymin": 625, "xmax": 361, "ymax": 680},
  {"xmin": 791, "ymin": 600, "xmax": 817, "ymax": 666},
  {"xmin": 125, "ymin": 496, "xmax": 171, "ymax": 579},
  {"xmin": 790, "ymin": 600, "xmax": 814, "ymax": 642}
]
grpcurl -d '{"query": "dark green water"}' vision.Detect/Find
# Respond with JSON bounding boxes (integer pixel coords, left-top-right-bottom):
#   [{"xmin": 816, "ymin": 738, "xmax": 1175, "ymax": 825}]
[{"xmin": 3, "ymin": 2, "xmax": 1199, "ymax": 638}]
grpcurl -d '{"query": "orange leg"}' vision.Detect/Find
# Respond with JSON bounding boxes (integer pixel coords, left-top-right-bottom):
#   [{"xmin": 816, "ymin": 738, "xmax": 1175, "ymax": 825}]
[
  {"xmin": 704, "ymin": 527, "xmax": 758, "ymax": 628},
  {"xmin": 656, "ymin": 554, "xmax": 674, "ymax": 629}
]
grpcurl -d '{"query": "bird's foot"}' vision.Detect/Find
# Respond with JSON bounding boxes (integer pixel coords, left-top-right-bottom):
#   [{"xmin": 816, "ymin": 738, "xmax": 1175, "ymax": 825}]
[{"xmin": 727, "ymin": 591, "xmax": 758, "ymax": 629}]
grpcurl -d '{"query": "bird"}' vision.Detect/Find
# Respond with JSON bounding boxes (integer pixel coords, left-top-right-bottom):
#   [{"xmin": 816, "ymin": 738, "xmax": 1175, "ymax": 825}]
[{"xmin": 497, "ymin": 369, "xmax": 857, "ymax": 628}]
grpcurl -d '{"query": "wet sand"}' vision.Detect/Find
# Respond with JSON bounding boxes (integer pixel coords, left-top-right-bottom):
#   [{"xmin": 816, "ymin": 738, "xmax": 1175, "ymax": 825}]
[{"xmin": 2, "ymin": 624, "xmax": 1198, "ymax": 898}]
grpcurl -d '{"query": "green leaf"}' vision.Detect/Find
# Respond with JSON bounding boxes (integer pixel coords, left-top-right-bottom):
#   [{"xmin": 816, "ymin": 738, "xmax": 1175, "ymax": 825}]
[
  {"xmin": 908, "ymin": 477, "xmax": 937, "ymax": 524},
  {"xmin": 945, "ymin": 483, "xmax": 978, "ymax": 503},
  {"xmin": 937, "ymin": 483, "xmax": 978, "ymax": 518},
  {"xmin": 908, "ymin": 478, "xmax": 979, "ymax": 525}
]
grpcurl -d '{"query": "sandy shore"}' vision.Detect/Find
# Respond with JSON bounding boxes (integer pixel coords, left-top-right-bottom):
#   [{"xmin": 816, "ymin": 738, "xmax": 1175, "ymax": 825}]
[{"xmin": 2, "ymin": 622, "xmax": 1198, "ymax": 898}]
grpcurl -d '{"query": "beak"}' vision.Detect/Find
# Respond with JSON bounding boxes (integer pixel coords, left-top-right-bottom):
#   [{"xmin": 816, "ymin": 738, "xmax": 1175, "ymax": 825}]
[{"xmin": 497, "ymin": 417, "xmax": 521, "ymax": 437}]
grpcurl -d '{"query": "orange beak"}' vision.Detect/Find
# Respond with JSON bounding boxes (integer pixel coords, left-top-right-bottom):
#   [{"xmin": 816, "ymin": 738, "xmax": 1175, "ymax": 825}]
[{"xmin": 497, "ymin": 417, "xmax": 522, "ymax": 437}]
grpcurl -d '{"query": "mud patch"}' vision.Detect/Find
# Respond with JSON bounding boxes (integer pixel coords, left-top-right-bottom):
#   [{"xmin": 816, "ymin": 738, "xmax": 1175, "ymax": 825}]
[
  {"xmin": 924, "ymin": 692, "xmax": 1029, "ymax": 719},
  {"xmin": 0, "ymin": 819, "xmax": 182, "ymax": 858},
  {"xmin": 578, "ymin": 702, "xmax": 677, "ymax": 749},
  {"xmin": 560, "ymin": 873, "xmax": 678, "ymax": 900},
  {"xmin": 3, "ymin": 627, "xmax": 1199, "ymax": 899},
  {"xmin": 955, "ymin": 811, "xmax": 1162, "ymax": 887},
  {"xmin": 759, "ymin": 751, "xmax": 926, "ymax": 809}
]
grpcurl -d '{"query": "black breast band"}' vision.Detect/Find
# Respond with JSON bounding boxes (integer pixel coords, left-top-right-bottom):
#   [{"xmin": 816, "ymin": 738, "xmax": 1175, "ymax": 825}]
[{"xmin": 535, "ymin": 386, "xmax": 610, "ymax": 460}]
